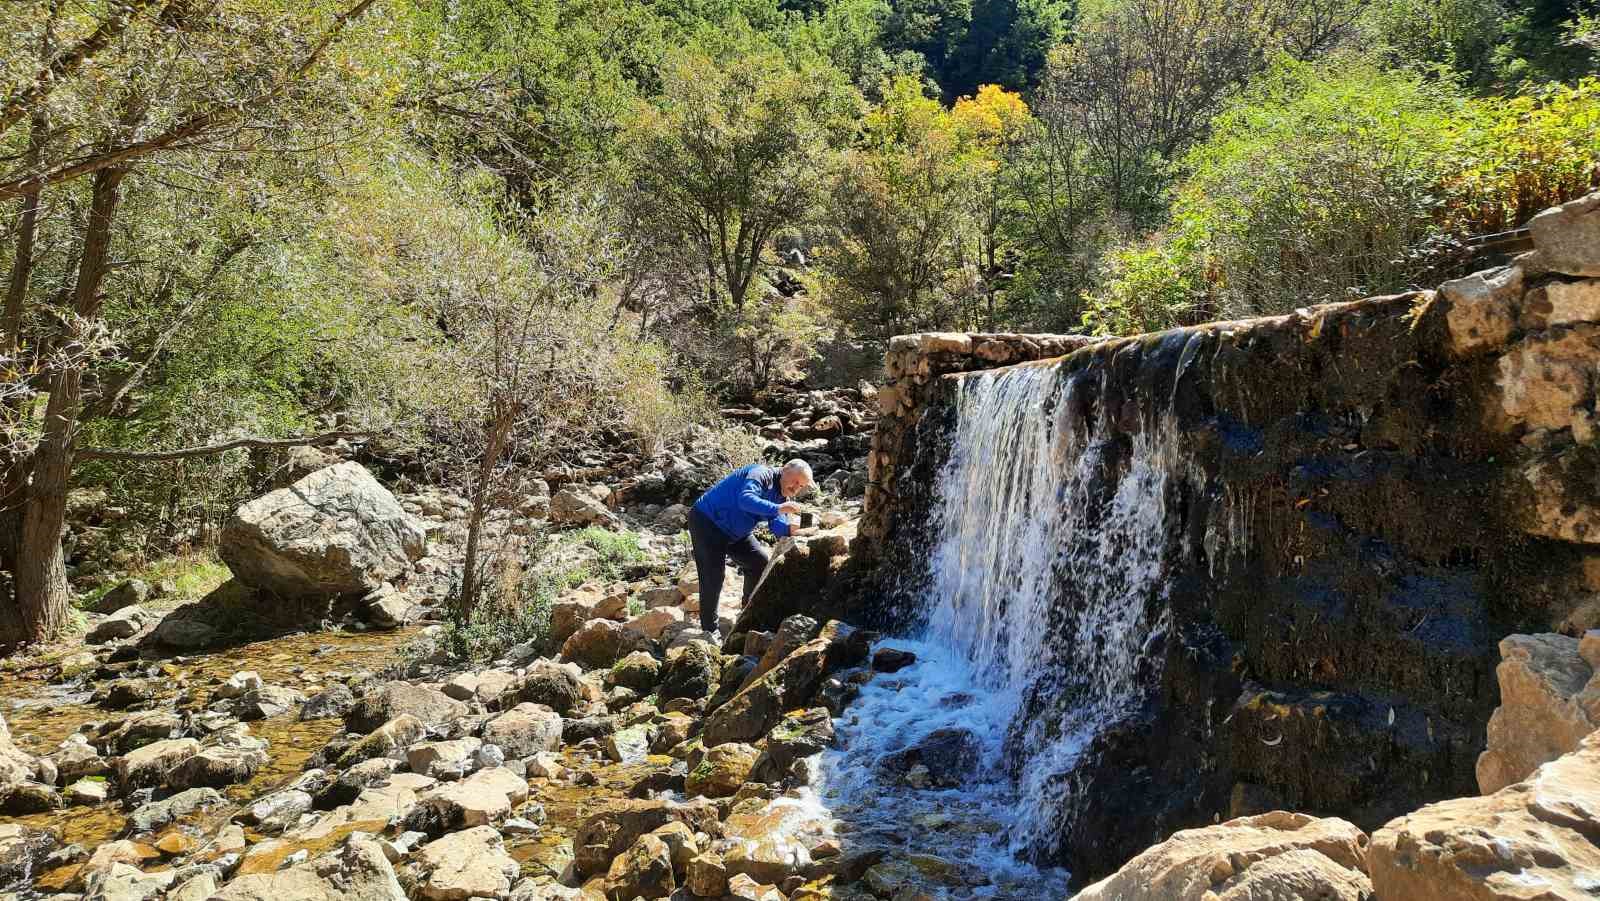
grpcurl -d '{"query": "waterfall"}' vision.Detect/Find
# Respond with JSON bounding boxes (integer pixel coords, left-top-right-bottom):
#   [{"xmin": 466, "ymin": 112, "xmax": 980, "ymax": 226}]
[
  {"xmin": 923, "ymin": 362, "xmax": 1178, "ymax": 859},
  {"xmin": 808, "ymin": 359, "xmax": 1180, "ymax": 893}
]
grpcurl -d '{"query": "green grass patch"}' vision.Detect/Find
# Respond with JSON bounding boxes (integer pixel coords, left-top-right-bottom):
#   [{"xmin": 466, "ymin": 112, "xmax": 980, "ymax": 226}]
[
  {"xmin": 575, "ymin": 527, "xmax": 646, "ymax": 580},
  {"xmin": 74, "ymin": 551, "xmax": 231, "ymax": 611}
]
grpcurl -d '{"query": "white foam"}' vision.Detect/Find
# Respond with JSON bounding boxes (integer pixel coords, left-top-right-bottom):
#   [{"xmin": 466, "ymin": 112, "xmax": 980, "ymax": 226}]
[{"xmin": 805, "ymin": 362, "xmax": 1179, "ymax": 893}]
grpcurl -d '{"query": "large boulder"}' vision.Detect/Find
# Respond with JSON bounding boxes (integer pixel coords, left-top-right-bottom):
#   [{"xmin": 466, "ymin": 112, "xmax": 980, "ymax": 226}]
[
  {"xmin": 344, "ymin": 681, "xmax": 466, "ymax": 735},
  {"xmin": 335, "ymin": 713, "xmax": 427, "ymax": 767},
  {"xmin": 483, "ymin": 704, "xmax": 562, "ymax": 757},
  {"xmin": 604, "ymin": 833, "xmax": 676, "ymax": 900},
  {"xmin": 404, "ymin": 767, "xmax": 529, "ymax": 836},
  {"xmin": 560, "ymin": 618, "xmax": 646, "ymax": 670},
  {"xmin": 410, "ymin": 825, "xmax": 520, "ymax": 901},
  {"xmin": 1370, "ymin": 729, "xmax": 1600, "ymax": 900},
  {"xmin": 702, "ymin": 622, "xmax": 868, "ymax": 747},
  {"xmin": 507, "ymin": 660, "xmax": 589, "ymax": 715},
  {"xmin": 211, "ymin": 836, "xmax": 405, "ymax": 900},
  {"xmin": 686, "ymin": 743, "xmax": 760, "ymax": 799},
  {"xmin": 1073, "ymin": 812, "xmax": 1372, "ymax": 901},
  {"xmin": 549, "ymin": 488, "xmax": 619, "ymax": 528},
  {"xmin": 116, "ymin": 737, "xmax": 199, "ymax": 788},
  {"xmin": 657, "ymin": 641, "xmax": 720, "ymax": 703},
  {"xmin": 219, "ymin": 461, "xmax": 426, "ymax": 598},
  {"xmin": 1476, "ymin": 631, "xmax": 1600, "ymax": 794},
  {"xmin": 730, "ymin": 523, "xmax": 857, "ymax": 634}
]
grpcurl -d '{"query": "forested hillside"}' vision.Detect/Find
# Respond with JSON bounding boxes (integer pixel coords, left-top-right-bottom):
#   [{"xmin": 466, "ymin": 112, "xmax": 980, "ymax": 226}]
[{"xmin": 0, "ymin": 0, "xmax": 1597, "ymax": 644}]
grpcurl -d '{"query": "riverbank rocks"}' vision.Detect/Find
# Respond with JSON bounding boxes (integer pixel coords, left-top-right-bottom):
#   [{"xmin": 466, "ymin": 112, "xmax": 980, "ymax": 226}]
[
  {"xmin": 300, "ymin": 684, "xmax": 357, "ymax": 720},
  {"xmin": 574, "ymin": 799, "xmax": 721, "ymax": 878},
  {"xmin": 604, "ymin": 833, "xmax": 676, "ymax": 900},
  {"xmin": 610, "ymin": 651, "xmax": 662, "ymax": 693},
  {"xmin": 483, "ymin": 704, "xmax": 562, "ymax": 757},
  {"xmin": 511, "ymin": 660, "xmax": 589, "ymax": 714},
  {"xmin": 405, "ymin": 767, "xmax": 529, "ymax": 835},
  {"xmin": 212, "ymin": 836, "xmax": 405, "ymax": 901},
  {"xmin": 703, "ymin": 621, "xmax": 867, "ymax": 747},
  {"xmin": 0, "ymin": 823, "xmax": 58, "ymax": 892},
  {"xmin": 167, "ymin": 727, "xmax": 269, "ymax": 789},
  {"xmin": 659, "ymin": 641, "xmax": 720, "ymax": 702},
  {"xmin": 86, "ymin": 605, "xmax": 157, "ymax": 644},
  {"xmin": 220, "ymin": 461, "xmax": 426, "ymax": 599},
  {"xmin": 410, "ymin": 825, "xmax": 520, "ymax": 901},
  {"xmin": 345, "ymin": 681, "xmax": 466, "ymax": 734},
  {"xmin": 550, "ymin": 487, "xmax": 619, "ymax": 528},
  {"xmin": 1073, "ymin": 812, "xmax": 1372, "ymax": 901},
  {"xmin": 127, "ymin": 787, "xmax": 224, "ymax": 834},
  {"xmin": 561, "ymin": 618, "xmax": 647, "ymax": 670},
  {"xmin": 406, "ymin": 737, "xmax": 482, "ymax": 779},
  {"xmin": 686, "ymin": 743, "xmax": 760, "ymax": 798},
  {"xmin": 1476, "ymin": 631, "xmax": 1600, "ymax": 794},
  {"xmin": 117, "ymin": 737, "xmax": 198, "ymax": 788},
  {"xmin": 1372, "ymin": 728, "xmax": 1600, "ymax": 899},
  {"xmin": 720, "ymin": 801, "xmax": 820, "ymax": 886},
  {"xmin": 336, "ymin": 714, "xmax": 426, "ymax": 767}
]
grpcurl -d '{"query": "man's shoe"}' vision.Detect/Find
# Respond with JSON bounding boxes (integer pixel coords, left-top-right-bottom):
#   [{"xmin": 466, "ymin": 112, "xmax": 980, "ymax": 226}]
[{"xmin": 708, "ymin": 629, "xmax": 723, "ymax": 647}]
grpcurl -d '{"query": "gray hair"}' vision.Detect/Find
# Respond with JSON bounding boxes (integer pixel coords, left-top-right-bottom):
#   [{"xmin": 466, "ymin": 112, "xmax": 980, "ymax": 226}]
[{"xmin": 782, "ymin": 459, "xmax": 814, "ymax": 485}]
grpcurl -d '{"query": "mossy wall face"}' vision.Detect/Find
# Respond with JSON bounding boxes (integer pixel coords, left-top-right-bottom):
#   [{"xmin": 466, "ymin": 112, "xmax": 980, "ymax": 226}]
[{"xmin": 857, "ymin": 196, "xmax": 1600, "ymax": 884}]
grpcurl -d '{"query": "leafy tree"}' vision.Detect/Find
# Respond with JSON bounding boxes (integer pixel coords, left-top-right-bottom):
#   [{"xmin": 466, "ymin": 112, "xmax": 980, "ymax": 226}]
[
  {"xmin": 620, "ymin": 47, "xmax": 857, "ymax": 316},
  {"xmin": 822, "ymin": 76, "xmax": 980, "ymax": 336},
  {"xmin": 0, "ymin": 0, "xmax": 394, "ymax": 644},
  {"xmin": 1084, "ymin": 57, "xmax": 1600, "ymax": 333},
  {"xmin": 950, "ymin": 84, "xmax": 1034, "ymax": 326}
]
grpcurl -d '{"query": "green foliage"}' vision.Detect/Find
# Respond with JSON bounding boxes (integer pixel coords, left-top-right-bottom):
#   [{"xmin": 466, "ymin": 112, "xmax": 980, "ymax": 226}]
[
  {"xmin": 1362, "ymin": 0, "xmax": 1599, "ymax": 90},
  {"xmin": 1439, "ymin": 76, "xmax": 1600, "ymax": 232},
  {"xmin": 621, "ymin": 46, "xmax": 858, "ymax": 314},
  {"xmin": 436, "ymin": 568, "xmax": 562, "ymax": 663},
  {"xmin": 728, "ymin": 295, "xmax": 832, "ymax": 390},
  {"xmin": 576, "ymin": 527, "xmax": 648, "ymax": 580},
  {"xmin": 879, "ymin": 0, "xmax": 1072, "ymax": 98},
  {"xmin": 1086, "ymin": 58, "xmax": 1600, "ymax": 332}
]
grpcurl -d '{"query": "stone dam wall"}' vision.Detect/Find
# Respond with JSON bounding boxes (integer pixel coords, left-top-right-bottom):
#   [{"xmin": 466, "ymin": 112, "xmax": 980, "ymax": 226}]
[{"xmin": 850, "ymin": 193, "xmax": 1600, "ymax": 884}]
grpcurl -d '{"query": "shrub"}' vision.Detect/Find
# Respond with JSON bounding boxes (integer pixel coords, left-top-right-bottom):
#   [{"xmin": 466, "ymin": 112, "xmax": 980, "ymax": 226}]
[
  {"xmin": 576, "ymin": 527, "xmax": 647, "ymax": 580},
  {"xmin": 1086, "ymin": 59, "xmax": 1600, "ymax": 333},
  {"xmin": 434, "ymin": 560, "xmax": 567, "ymax": 663}
]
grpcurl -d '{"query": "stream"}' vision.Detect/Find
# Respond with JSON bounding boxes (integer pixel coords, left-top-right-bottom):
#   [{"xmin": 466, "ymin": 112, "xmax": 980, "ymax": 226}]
[{"xmin": 1, "ymin": 626, "xmax": 681, "ymax": 895}]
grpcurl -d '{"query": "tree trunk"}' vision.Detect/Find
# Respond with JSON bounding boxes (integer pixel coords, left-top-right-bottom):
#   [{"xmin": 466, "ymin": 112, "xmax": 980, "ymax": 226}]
[
  {"xmin": 457, "ymin": 402, "xmax": 514, "ymax": 623},
  {"xmin": 1, "ymin": 166, "xmax": 125, "ymax": 645}
]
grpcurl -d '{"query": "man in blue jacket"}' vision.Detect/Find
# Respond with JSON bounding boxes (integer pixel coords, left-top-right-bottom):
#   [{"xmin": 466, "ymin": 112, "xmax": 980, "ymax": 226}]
[{"xmin": 689, "ymin": 459, "xmax": 813, "ymax": 640}]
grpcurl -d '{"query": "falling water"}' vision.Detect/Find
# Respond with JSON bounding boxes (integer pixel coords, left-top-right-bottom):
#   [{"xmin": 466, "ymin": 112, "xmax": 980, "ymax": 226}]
[{"xmin": 807, "ymin": 361, "xmax": 1180, "ymax": 893}]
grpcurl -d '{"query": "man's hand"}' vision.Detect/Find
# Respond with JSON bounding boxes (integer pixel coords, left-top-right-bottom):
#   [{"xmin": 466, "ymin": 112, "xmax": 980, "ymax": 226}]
[{"xmin": 778, "ymin": 501, "xmax": 803, "ymax": 516}]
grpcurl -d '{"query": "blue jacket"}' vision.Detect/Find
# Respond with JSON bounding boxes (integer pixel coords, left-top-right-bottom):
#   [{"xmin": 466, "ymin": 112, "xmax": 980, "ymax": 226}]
[{"xmin": 693, "ymin": 464, "xmax": 793, "ymax": 541}]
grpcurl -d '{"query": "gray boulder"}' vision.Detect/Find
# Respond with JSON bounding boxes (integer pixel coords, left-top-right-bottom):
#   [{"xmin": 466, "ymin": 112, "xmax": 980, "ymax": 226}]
[
  {"xmin": 219, "ymin": 462, "xmax": 426, "ymax": 599},
  {"xmin": 86, "ymin": 605, "xmax": 156, "ymax": 644},
  {"xmin": 549, "ymin": 488, "xmax": 618, "ymax": 528}
]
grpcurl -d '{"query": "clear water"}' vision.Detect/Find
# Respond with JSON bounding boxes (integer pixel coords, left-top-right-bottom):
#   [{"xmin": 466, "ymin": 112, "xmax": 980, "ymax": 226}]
[{"xmin": 803, "ymin": 362, "xmax": 1179, "ymax": 895}]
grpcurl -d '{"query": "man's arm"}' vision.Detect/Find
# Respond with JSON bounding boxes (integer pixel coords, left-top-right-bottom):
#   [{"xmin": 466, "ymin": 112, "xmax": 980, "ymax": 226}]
[
  {"xmin": 736, "ymin": 469, "xmax": 795, "ymax": 536},
  {"xmin": 736, "ymin": 473, "xmax": 782, "ymax": 519}
]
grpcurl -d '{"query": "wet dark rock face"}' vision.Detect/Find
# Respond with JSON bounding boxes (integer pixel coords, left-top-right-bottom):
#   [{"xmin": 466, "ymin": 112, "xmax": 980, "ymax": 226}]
[{"xmin": 859, "ymin": 273, "xmax": 1600, "ymax": 884}]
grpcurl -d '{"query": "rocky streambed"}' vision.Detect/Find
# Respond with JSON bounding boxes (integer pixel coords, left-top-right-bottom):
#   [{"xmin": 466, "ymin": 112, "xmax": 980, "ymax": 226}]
[{"xmin": 0, "ymin": 547, "xmax": 1060, "ymax": 901}]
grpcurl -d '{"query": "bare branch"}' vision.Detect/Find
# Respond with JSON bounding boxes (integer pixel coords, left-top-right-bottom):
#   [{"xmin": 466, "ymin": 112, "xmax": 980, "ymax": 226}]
[{"xmin": 75, "ymin": 429, "xmax": 374, "ymax": 462}]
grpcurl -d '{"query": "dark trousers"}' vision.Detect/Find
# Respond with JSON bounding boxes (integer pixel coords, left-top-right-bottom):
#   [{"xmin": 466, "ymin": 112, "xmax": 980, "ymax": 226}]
[{"xmin": 688, "ymin": 507, "xmax": 769, "ymax": 632}]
